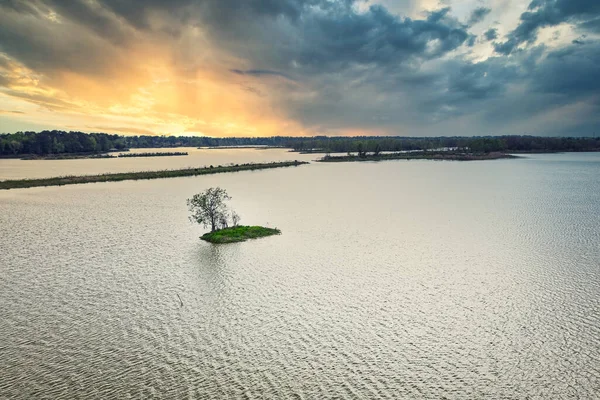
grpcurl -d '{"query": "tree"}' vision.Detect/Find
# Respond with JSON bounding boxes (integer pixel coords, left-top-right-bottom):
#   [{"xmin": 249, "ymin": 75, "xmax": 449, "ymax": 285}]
[
  {"xmin": 374, "ymin": 143, "xmax": 382, "ymax": 156},
  {"xmin": 231, "ymin": 211, "xmax": 241, "ymax": 226},
  {"xmin": 187, "ymin": 187, "xmax": 235, "ymax": 232},
  {"xmin": 357, "ymin": 142, "xmax": 364, "ymax": 157}
]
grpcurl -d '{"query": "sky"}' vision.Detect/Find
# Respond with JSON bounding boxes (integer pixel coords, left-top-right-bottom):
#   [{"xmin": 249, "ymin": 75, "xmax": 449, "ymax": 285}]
[{"xmin": 0, "ymin": 0, "xmax": 599, "ymax": 137}]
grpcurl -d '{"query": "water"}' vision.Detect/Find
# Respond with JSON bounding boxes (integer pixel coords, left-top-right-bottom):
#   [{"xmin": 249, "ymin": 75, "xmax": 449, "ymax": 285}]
[
  {"xmin": 0, "ymin": 148, "xmax": 315, "ymax": 180},
  {"xmin": 1, "ymin": 153, "xmax": 599, "ymax": 398}
]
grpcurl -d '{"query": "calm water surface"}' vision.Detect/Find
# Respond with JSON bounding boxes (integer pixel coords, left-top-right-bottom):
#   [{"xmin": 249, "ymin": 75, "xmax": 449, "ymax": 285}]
[
  {"xmin": 1, "ymin": 153, "xmax": 599, "ymax": 398},
  {"xmin": 0, "ymin": 147, "xmax": 315, "ymax": 180}
]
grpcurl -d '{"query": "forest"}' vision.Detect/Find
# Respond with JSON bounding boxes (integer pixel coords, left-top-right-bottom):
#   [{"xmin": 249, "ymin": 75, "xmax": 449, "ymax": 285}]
[{"xmin": 1, "ymin": 130, "xmax": 599, "ymax": 157}]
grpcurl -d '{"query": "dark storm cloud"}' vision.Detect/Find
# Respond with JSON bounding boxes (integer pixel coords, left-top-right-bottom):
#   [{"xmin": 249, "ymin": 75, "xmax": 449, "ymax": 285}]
[
  {"xmin": 578, "ymin": 17, "xmax": 600, "ymax": 33},
  {"xmin": 196, "ymin": 2, "xmax": 471, "ymax": 73},
  {"xmin": 447, "ymin": 60, "xmax": 516, "ymax": 99},
  {"xmin": 95, "ymin": 0, "xmax": 316, "ymax": 32},
  {"xmin": 43, "ymin": 0, "xmax": 132, "ymax": 45},
  {"xmin": 494, "ymin": 0, "xmax": 600, "ymax": 54},
  {"xmin": 468, "ymin": 7, "xmax": 492, "ymax": 25},
  {"xmin": 1, "ymin": 0, "xmax": 600, "ymax": 136},
  {"xmin": 531, "ymin": 42, "xmax": 600, "ymax": 95},
  {"xmin": 0, "ymin": 0, "xmax": 471, "ymax": 74},
  {"xmin": 1, "ymin": 0, "xmax": 47, "ymax": 16},
  {"xmin": 413, "ymin": 51, "xmax": 530, "ymax": 121},
  {"xmin": 230, "ymin": 69, "xmax": 293, "ymax": 80},
  {"xmin": 290, "ymin": 5, "xmax": 469, "ymax": 69},
  {"xmin": 474, "ymin": 41, "xmax": 600, "ymax": 136},
  {"xmin": 0, "ymin": 1, "xmax": 130, "ymax": 77},
  {"xmin": 483, "ymin": 28, "xmax": 498, "ymax": 41}
]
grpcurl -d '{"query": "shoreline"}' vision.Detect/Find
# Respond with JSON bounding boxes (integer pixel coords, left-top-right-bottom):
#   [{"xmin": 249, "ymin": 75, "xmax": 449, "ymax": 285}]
[
  {"xmin": 198, "ymin": 146, "xmax": 285, "ymax": 150},
  {"xmin": 201, "ymin": 226, "xmax": 281, "ymax": 243},
  {"xmin": 0, "ymin": 161, "xmax": 308, "ymax": 190},
  {"xmin": 3, "ymin": 147, "xmax": 597, "ymax": 160},
  {"xmin": 318, "ymin": 151, "xmax": 519, "ymax": 162},
  {"xmin": 3, "ymin": 150, "xmax": 128, "ymax": 160},
  {"xmin": 117, "ymin": 152, "xmax": 188, "ymax": 158}
]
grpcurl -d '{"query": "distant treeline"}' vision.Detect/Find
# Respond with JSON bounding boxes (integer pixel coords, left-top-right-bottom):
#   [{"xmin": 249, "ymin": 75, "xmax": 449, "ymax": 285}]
[
  {"xmin": 291, "ymin": 136, "xmax": 600, "ymax": 153},
  {"xmin": 1, "ymin": 130, "xmax": 599, "ymax": 156}
]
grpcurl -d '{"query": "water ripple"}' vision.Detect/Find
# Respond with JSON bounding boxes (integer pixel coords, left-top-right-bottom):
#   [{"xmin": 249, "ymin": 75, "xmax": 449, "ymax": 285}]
[{"xmin": 1, "ymin": 153, "xmax": 599, "ymax": 398}]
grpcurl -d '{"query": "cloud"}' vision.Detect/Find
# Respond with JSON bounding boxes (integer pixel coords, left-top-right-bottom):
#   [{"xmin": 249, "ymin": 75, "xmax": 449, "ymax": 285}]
[
  {"xmin": 494, "ymin": 0, "xmax": 600, "ymax": 54},
  {"xmin": 531, "ymin": 42, "xmax": 600, "ymax": 95},
  {"xmin": 88, "ymin": 126, "xmax": 157, "ymax": 136},
  {"xmin": 230, "ymin": 69, "xmax": 294, "ymax": 80},
  {"xmin": 484, "ymin": 28, "xmax": 499, "ymax": 40},
  {"xmin": 579, "ymin": 17, "xmax": 600, "ymax": 33},
  {"xmin": 0, "ymin": 0, "xmax": 599, "ymax": 136},
  {"xmin": 191, "ymin": 2, "xmax": 471, "ymax": 74},
  {"xmin": 468, "ymin": 7, "xmax": 492, "ymax": 25}
]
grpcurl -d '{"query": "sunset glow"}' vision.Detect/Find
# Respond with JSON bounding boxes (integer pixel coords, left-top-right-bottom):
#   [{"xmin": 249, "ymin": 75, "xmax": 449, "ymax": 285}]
[{"xmin": 1, "ymin": 1, "xmax": 599, "ymax": 136}]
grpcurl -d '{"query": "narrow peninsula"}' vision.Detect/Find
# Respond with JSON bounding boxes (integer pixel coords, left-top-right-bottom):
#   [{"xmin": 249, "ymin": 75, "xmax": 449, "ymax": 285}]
[
  {"xmin": 0, "ymin": 161, "xmax": 308, "ymax": 190},
  {"xmin": 117, "ymin": 152, "xmax": 188, "ymax": 158},
  {"xmin": 201, "ymin": 226, "xmax": 281, "ymax": 243},
  {"xmin": 319, "ymin": 151, "xmax": 518, "ymax": 162}
]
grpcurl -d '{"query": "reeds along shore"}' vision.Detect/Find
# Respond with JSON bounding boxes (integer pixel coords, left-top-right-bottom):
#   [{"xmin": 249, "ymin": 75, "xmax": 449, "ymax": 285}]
[
  {"xmin": 117, "ymin": 152, "xmax": 188, "ymax": 157},
  {"xmin": 0, "ymin": 161, "xmax": 308, "ymax": 190}
]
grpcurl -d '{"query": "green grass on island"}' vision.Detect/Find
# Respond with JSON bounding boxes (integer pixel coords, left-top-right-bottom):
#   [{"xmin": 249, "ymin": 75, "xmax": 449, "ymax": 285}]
[{"xmin": 201, "ymin": 226, "xmax": 281, "ymax": 243}]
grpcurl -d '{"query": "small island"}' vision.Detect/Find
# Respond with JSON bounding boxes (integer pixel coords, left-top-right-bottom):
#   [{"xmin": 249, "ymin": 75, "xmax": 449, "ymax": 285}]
[
  {"xmin": 201, "ymin": 226, "xmax": 281, "ymax": 243},
  {"xmin": 188, "ymin": 187, "xmax": 280, "ymax": 244}
]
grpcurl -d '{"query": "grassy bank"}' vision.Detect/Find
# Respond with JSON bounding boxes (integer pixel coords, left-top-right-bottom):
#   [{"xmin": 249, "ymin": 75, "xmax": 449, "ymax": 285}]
[
  {"xmin": 117, "ymin": 152, "xmax": 188, "ymax": 157},
  {"xmin": 201, "ymin": 226, "xmax": 281, "ymax": 243},
  {"xmin": 19, "ymin": 151, "xmax": 188, "ymax": 160},
  {"xmin": 19, "ymin": 152, "xmax": 124, "ymax": 160},
  {"xmin": 318, "ymin": 151, "xmax": 518, "ymax": 162},
  {"xmin": 199, "ymin": 146, "xmax": 284, "ymax": 149},
  {"xmin": 0, "ymin": 161, "xmax": 308, "ymax": 190}
]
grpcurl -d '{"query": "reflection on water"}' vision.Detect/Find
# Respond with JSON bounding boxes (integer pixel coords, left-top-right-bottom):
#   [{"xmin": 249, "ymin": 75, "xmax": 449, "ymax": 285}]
[{"xmin": 0, "ymin": 153, "xmax": 599, "ymax": 398}]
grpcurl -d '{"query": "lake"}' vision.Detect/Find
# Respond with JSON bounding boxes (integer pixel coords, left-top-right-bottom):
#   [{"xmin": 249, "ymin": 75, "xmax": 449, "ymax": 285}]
[
  {"xmin": 1, "ymin": 152, "xmax": 599, "ymax": 398},
  {"xmin": 0, "ymin": 148, "xmax": 316, "ymax": 180}
]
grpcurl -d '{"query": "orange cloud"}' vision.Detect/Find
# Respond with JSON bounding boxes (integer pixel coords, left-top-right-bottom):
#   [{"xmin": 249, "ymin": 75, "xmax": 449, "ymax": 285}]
[{"xmin": 0, "ymin": 39, "xmax": 310, "ymax": 137}]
